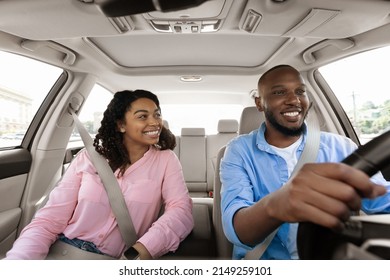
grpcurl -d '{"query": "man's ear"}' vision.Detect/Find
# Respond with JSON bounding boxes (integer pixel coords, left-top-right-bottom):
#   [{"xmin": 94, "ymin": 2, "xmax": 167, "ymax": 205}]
[{"xmin": 254, "ymin": 97, "xmax": 264, "ymax": 112}]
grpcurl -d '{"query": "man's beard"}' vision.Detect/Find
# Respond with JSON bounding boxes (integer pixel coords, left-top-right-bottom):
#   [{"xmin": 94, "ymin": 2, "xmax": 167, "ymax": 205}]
[
  {"xmin": 263, "ymin": 101, "xmax": 312, "ymax": 137},
  {"xmin": 264, "ymin": 109, "xmax": 306, "ymax": 137}
]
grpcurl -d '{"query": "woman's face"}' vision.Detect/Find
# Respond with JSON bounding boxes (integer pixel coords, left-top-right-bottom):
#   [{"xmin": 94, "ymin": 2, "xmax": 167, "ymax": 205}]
[{"xmin": 118, "ymin": 97, "xmax": 163, "ymax": 149}]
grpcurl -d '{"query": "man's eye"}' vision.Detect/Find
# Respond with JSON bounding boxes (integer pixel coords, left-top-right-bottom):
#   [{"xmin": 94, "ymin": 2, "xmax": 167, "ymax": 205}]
[{"xmin": 273, "ymin": 90, "xmax": 285, "ymax": 95}]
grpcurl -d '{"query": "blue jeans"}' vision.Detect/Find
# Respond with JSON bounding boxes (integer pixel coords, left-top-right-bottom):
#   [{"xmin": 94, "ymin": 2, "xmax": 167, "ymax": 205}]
[{"xmin": 58, "ymin": 234, "xmax": 105, "ymax": 255}]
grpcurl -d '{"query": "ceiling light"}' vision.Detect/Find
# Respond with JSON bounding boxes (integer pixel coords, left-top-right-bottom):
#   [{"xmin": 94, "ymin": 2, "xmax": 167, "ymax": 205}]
[{"xmin": 180, "ymin": 75, "xmax": 203, "ymax": 82}]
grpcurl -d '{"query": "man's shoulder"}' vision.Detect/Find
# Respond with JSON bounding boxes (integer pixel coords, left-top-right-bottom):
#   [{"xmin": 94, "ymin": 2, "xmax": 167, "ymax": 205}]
[
  {"xmin": 319, "ymin": 131, "xmax": 357, "ymax": 149},
  {"xmin": 228, "ymin": 130, "xmax": 258, "ymax": 146},
  {"xmin": 320, "ymin": 131, "xmax": 353, "ymax": 141},
  {"xmin": 223, "ymin": 130, "xmax": 259, "ymax": 158}
]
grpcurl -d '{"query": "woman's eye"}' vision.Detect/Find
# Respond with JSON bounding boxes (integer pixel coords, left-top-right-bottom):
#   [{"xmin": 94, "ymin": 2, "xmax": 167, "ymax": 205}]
[{"xmin": 296, "ymin": 89, "xmax": 306, "ymax": 95}]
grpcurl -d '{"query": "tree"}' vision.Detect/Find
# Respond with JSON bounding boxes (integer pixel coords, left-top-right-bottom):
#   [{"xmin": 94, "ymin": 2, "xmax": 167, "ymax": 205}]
[
  {"xmin": 361, "ymin": 101, "xmax": 376, "ymax": 110},
  {"xmin": 358, "ymin": 119, "xmax": 373, "ymax": 134}
]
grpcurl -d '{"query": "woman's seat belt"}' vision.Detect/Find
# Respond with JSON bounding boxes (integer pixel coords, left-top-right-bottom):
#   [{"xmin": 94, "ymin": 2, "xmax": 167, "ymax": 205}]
[{"xmin": 69, "ymin": 105, "xmax": 137, "ymax": 248}]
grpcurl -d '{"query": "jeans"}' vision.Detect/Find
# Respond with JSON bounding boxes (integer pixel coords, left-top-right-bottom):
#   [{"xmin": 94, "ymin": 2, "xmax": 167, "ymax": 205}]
[{"xmin": 58, "ymin": 234, "xmax": 106, "ymax": 255}]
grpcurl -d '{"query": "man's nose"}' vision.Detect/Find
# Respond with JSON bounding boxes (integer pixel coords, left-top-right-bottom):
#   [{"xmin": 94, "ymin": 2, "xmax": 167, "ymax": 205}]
[{"xmin": 285, "ymin": 91, "xmax": 301, "ymax": 105}]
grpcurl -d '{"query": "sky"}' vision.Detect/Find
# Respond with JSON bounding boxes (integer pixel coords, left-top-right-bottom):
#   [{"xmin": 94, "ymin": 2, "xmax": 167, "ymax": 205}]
[{"xmin": 319, "ymin": 45, "xmax": 390, "ymax": 111}]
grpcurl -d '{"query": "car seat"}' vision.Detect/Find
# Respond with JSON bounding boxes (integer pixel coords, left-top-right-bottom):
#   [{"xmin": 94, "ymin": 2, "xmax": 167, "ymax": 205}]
[{"xmin": 212, "ymin": 106, "xmax": 264, "ymax": 259}]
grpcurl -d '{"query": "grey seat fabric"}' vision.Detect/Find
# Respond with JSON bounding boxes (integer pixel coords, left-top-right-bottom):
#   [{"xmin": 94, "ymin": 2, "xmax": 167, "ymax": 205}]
[
  {"xmin": 238, "ymin": 106, "xmax": 263, "ymax": 135},
  {"xmin": 206, "ymin": 119, "xmax": 238, "ymax": 194},
  {"xmin": 213, "ymin": 145, "xmax": 230, "ymax": 259},
  {"xmin": 179, "ymin": 128, "xmax": 208, "ymax": 197},
  {"xmin": 163, "ymin": 120, "xmax": 180, "ymax": 157},
  {"xmin": 175, "ymin": 127, "xmax": 217, "ymax": 258},
  {"xmin": 163, "ymin": 203, "xmax": 216, "ymax": 259},
  {"xmin": 213, "ymin": 106, "xmax": 265, "ymax": 259}
]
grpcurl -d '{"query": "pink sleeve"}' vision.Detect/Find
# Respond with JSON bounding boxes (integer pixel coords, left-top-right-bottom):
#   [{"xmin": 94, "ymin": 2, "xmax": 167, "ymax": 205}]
[
  {"xmin": 4, "ymin": 150, "xmax": 87, "ymax": 259},
  {"xmin": 138, "ymin": 152, "xmax": 194, "ymax": 258}
]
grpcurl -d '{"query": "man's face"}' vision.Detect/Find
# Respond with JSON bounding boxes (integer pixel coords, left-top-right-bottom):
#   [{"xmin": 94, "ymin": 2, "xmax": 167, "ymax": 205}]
[{"xmin": 256, "ymin": 66, "xmax": 310, "ymax": 136}]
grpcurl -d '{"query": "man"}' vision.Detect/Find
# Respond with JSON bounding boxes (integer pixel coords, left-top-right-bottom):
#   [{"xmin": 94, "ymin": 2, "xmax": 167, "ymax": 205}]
[{"xmin": 220, "ymin": 64, "xmax": 390, "ymax": 259}]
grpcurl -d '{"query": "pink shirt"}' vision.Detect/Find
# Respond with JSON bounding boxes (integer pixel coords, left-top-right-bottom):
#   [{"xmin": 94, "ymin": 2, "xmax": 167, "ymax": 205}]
[{"xmin": 5, "ymin": 147, "xmax": 194, "ymax": 259}]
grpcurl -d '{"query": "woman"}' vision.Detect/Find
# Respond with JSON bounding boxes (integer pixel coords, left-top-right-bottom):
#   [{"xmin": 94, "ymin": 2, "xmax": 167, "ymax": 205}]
[{"xmin": 5, "ymin": 89, "xmax": 194, "ymax": 259}]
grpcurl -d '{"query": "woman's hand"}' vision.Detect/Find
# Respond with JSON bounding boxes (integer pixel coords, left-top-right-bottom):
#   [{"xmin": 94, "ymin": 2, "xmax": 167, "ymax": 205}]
[{"xmin": 133, "ymin": 242, "xmax": 153, "ymax": 260}]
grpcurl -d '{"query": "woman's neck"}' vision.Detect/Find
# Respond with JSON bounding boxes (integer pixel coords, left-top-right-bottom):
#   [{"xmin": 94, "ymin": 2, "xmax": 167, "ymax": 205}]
[{"xmin": 127, "ymin": 145, "xmax": 150, "ymax": 165}]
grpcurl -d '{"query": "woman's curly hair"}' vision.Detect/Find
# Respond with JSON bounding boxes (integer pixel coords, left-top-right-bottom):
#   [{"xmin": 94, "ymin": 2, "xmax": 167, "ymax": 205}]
[{"xmin": 93, "ymin": 89, "xmax": 176, "ymax": 175}]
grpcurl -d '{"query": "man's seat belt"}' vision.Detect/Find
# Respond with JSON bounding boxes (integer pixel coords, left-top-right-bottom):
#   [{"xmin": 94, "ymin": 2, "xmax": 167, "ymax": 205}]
[{"xmin": 243, "ymin": 108, "xmax": 321, "ymax": 260}]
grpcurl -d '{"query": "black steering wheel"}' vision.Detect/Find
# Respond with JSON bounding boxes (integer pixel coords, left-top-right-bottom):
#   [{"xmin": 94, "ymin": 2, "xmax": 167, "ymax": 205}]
[{"xmin": 297, "ymin": 129, "xmax": 390, "ymax": 260}]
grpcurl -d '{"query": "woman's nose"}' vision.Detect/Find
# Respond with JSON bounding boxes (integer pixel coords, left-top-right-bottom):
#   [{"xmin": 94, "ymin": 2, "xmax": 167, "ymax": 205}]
[{"xmin": 149, "ymin": 117, "xmax": 161, "ymax": 126}]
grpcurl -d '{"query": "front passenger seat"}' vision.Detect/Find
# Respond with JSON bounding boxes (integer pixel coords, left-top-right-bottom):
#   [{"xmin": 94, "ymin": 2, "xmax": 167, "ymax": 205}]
[{"xmin": 212, "ymin": 106, "xmax": 265, "ymax": 259}]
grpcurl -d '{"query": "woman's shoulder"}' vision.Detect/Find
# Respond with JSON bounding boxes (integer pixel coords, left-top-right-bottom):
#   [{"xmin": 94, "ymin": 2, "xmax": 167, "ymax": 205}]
[
  {"xmin": 153, "ymin": 146, "xmax": 177, "ymax": 157},
  {"xmin": 73, "ymin": 148, "xmax": 90, "ymax": 161},
  {"xmin": 70, "ymin": 148, "xmax": 97, "ymax": 171},
  {"xmin": 150, "ymin": 146, "xmax": 181, "ymax": 165}
]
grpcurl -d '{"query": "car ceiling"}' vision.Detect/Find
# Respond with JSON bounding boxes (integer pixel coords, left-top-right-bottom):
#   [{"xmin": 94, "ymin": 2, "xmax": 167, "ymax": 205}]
[{"xmin": 0, "ymin": 0, "xmax": 390, "ymax": 104}]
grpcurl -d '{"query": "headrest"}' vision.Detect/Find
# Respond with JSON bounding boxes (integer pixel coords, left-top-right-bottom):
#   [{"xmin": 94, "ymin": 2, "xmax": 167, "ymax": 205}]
[
  {"xmin": 181, "ymin": 127, "xmax": 206, "ymax": 136},
  {"xmin": 218, "ymin": 119, "xmax": 239, "ymax": 133},
  {"xmin": 238, "ymin": 106, "xmax": 265, "ymax": 135},
  {"xmin": 163, "ymin": 119, "xmax": 169, "ymax": 129}
]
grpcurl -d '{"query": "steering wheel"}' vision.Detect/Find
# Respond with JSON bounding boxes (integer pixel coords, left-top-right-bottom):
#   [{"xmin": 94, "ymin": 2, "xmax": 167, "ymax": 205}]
[{"xmin": 297, "ymin": 129, "xmax": 390, "ymax": 259}]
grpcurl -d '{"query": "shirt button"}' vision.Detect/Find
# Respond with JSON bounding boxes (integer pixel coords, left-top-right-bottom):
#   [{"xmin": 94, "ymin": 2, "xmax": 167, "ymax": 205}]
[{"xmin": 99, "ymin": 234, "xmax": 104, "ymax": 238}]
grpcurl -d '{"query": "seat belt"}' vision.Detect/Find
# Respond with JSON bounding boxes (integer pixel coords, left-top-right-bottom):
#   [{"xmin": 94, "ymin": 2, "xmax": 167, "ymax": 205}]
[
  {"xmin": 69, "ymin": 105, "xmax": 137, "ymax": 248},
  {"xmin": 243, "ymin": 108, "xmax": 321, "ymax": 260}
]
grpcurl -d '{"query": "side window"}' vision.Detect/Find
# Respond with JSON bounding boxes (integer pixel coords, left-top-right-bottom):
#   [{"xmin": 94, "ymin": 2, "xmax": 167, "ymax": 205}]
[
  {"xmin": 67, "ymin": 84, "xmax": 113, "ymax": 149},
  {"xmin": 0, "ymin": 51, "xmax": 62, "ymax": 149},
  {"xmin": 319, "ymin": 46, "xmax": 390, "ymax": 144}
]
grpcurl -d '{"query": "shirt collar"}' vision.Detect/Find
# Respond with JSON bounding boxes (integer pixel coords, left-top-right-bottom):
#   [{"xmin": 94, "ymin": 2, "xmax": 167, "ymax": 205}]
[{"xmin": 255, "ymin": 122, "xmax": 308, "ymax": 153}]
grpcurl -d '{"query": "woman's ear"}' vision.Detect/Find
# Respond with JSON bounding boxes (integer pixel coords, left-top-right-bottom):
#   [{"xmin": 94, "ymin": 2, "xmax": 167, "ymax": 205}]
[
  {"xmin": 254, "ymin": 97, "xmax": 264, "ymax": 112},
  {"xmin": 117, "ymin": 121, "xmax": 125, "ymax": 133}
]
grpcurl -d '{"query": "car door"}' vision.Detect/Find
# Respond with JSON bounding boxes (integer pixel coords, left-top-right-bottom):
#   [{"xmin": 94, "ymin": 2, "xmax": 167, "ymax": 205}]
[{"xmin": 0, "ymin": 50, "xmax": 64, "ymax": 257}]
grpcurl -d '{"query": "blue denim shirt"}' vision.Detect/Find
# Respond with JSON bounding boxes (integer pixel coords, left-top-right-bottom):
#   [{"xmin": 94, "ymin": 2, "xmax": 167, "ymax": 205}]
[{"xmin": 220, "ymin": 123, "xmax": 390, "ymax": 260}]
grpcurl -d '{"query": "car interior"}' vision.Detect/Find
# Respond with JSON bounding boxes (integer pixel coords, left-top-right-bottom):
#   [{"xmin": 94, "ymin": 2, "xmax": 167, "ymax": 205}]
[{"xmin": 0, "ymin": 0, "xmax": 390, "ymax": 260}]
